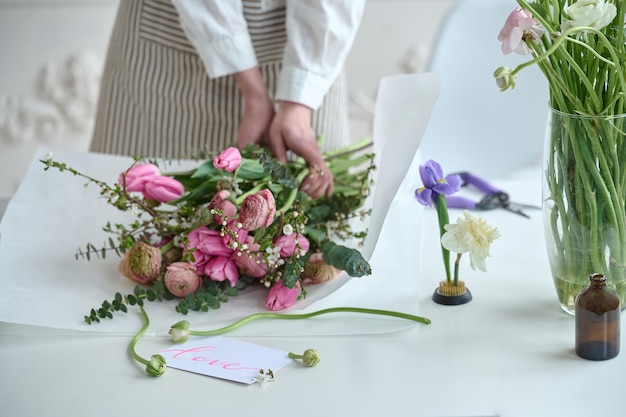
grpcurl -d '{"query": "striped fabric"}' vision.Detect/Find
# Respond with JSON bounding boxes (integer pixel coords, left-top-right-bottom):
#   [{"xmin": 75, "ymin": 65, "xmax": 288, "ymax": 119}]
[{"xmin": 90, "ymin": 0, "xmax": 350, "ymax": 159}]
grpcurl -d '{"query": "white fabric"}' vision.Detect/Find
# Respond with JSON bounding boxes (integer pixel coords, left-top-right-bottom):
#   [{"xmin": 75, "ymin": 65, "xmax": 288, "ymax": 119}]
[
  {"xmin": 171, "ymin": 0, "xmax": 365, "ymax": 109},
  {"xmin": 0, "ymin": 73, "xmax": 440, "ymax": 336}
]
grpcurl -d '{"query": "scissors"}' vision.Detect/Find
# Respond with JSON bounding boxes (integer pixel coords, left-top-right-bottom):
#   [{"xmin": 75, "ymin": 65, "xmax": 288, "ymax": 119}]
[{"xmin": 446, "ymin": 172, "xmax": 540, "ymax": 218}]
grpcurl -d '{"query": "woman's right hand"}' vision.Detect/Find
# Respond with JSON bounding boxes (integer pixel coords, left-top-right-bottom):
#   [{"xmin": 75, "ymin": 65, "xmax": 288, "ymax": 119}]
[{"xmin": 268, "ymin": 101, "xmax": 334, "ymax": 199}]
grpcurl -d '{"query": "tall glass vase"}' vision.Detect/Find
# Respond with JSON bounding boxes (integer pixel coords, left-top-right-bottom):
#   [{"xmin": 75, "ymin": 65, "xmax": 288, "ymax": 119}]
[{"xmin": 543, "ymin": 108, "xmax": 626, "ymax": 315}]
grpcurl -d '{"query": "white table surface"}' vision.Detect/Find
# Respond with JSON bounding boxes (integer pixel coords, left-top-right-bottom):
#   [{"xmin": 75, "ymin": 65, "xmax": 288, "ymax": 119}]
[{"xmin": 0, "ymin": 167, "xmax": 624, "ymax": 417}]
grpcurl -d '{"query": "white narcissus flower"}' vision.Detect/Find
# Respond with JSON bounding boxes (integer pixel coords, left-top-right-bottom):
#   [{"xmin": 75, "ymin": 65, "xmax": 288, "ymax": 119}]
[
  {"xmin": 441, "ymin": 210, "xmax": 501, "ymax": 272},
  {"xmin": 561, "ymin": 0, "xmax": 617, "ymax": 32}
]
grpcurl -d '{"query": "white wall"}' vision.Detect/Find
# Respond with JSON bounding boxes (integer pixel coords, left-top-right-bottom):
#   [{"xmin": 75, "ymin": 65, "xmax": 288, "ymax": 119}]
[{"xmin": 0, "ymin": 0, "xmax": 458, "ymax": 199}]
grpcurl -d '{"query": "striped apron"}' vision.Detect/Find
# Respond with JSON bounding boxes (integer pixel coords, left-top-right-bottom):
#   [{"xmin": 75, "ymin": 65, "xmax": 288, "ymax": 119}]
[{"xmin": 90, "ymin": 0, "xmax": 350, "ymax": 159}]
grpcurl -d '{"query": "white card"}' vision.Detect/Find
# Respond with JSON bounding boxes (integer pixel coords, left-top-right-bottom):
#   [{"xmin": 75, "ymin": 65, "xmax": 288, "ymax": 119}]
[{"xmin": 160, "ymin": 336, "xmax": 292, "ymax": 384}]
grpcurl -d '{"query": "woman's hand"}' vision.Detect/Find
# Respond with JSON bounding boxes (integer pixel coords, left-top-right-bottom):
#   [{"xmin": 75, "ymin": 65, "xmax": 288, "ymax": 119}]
[
  {"xmin": 268, "ymin": 101, "xmax": 334, "ymax": 199},
  {"xmin": 234, "ymin": 68, "xmax": 274, "ymax": 148}
]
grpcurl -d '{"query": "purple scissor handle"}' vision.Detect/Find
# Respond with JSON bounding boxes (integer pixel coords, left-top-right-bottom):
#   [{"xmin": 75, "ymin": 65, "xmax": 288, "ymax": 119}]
[{"xmin": 446, "ymin": 172, "xmax": 540, "ymax": 218}]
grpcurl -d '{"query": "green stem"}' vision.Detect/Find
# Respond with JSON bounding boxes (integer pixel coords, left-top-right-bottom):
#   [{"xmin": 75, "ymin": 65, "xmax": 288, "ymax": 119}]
[
  {"xmin": 277, "ymin": 169, "xmax": 310, "ymax": 214},
  {"xmin": 236, "ymin": 182, "xmax": 266, "ymax": 205},
  {"xmin": 323, "ymin": 138, "xmax": 373, "ymax": 160},
  {"xmin": 187, "ymin": 307, "xmax": 431, "ymax": 337},
  {"xmin": 453, "ymin": 253, "xmax": 462, "ymax": 287},
  {"xmin": 129, "ymin": 306, "xmax": 150, "ymax": 366},
  {"xmin": 435, "ymin": 196, "xmax": 451, "ymax": 282}
]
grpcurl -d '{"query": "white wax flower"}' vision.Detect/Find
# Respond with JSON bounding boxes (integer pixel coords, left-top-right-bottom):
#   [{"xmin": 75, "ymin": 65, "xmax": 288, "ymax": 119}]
[{"xmin": 441, "ymin": 210, "xmax": 501, "ymax": 272}]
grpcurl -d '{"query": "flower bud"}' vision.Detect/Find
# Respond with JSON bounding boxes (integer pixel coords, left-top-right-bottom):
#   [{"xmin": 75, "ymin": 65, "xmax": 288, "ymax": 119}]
[
  {"xmin": 302, "ymin": 349, "xmax": 320, "ymax": 367},
  {"xmin": 213, "ymin": 147, "xmax": 242, "ymax": 172},
  {"xmin": 209, "ymin": 190, "xmax": 237, "ymax": 223},
  {"xmin": 265, "ymin": 280, "xmax": 301, "ymax": 311},
  {"xmin": 288, "ymin": 349, "xmax": 320, "ymax": 367},
  {"xmin": 494, "ymin": 66, "xmax": 516, "ymax": 91},
  {"xmin": 143, "ymin": 176, "xmax": 185, "ymax": 203},
  {"xmin": 122, "ymin": 242, "xmax": 162, "ymax": 284},
  {"xmin": 118, "ymin": 163, "xmax": 160, "ymax": 192},
  {"xmin": 238, "ymin": 189, "xmax": 276, "ymax": 231},
  {"xmin": 169, "ymin": 320, "xmax": 191, "ymax": 343},
  {"xmin": 146, "ymin": 354, "xmax": 166, "ymax": 377},
  {"xmin": 275, "ymin": 234, "xmax": 310, "ymax": 258}
]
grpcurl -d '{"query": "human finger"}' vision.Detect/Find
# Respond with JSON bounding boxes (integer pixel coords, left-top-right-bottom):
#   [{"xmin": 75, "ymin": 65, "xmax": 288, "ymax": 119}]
[{"xmin": 267, "ymin": 132, "xmax": 288, "ymax": 163}]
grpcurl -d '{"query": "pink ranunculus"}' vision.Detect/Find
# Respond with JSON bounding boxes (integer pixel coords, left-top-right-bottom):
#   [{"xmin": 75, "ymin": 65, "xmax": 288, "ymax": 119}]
[
  {"xmin": 208, "ymin": 190, "xmax": 237, "ymax": 224},
  {"xmin": 213, "ymin": 147, "xmax": 242, "ymax": 172},
  {"xmin": 497, "ymin": 7, "xmax": 543, "ymax": 55},
  {"xmin": 143, "ymin": 176, "xmax": 185, "ymax": 203},
  {"xmin": 118, "ymin": 163, "xmax": 160, "ymax": 192},
  {"xmin": 204, "ymin": 256, "xmax": 239, "ymax": 286},
  {"xmin": 231, "ymin": 236, "xmax": 268, "ymax": 278},
  {"xmin": 164, "ymin": 262, "xmax": 202, "ymax": 298},
  {"xmin": 274, "ymin": 234, "xmax": 310, "ymax": 258},
  {"xmin": 301, "ymin": 253, "xmax": 340, "ymax": 284},
  {"xmin": 238, "ymin": 189, "xmax": 276, "ymax": 231},
  {"xmin": 265, "ymin": 280, "xmax": 302, "ymax": 311}
]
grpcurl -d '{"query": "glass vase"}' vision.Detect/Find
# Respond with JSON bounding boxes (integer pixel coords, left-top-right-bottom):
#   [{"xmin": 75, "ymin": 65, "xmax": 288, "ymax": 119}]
[{"xmin": 543, "ymin": 108, "xmax": 626, "ymax": 315}]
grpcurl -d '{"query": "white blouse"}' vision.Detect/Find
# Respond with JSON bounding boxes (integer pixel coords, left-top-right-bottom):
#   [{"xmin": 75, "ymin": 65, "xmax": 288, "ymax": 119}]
[{"xmin": 171, "ymin": 0, "xmax": 366, "ymax": 110}]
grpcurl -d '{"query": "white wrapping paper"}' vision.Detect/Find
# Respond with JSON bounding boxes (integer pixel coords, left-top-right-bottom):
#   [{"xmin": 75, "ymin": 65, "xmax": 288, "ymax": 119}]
[{"xmin": 0, "ymin": 73, "xmax": 440, "ymax": 336}]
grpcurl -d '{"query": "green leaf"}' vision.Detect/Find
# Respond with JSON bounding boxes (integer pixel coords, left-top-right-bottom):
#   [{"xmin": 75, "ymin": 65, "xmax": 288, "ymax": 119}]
[
  {"xmin": 176, "ymin": 301, "xmax": 189, "ymax": 315},
  {"xmin": 282, "ymin": 262, "xmax": 302, "ymax": 288},
  {"xmin": 206, "ymin": 294, "xmax": 220, "ymax": 309},
  {"xmin": 190, "ymin": 161, "xmax": 218, "ymax": 179},
  {"xmin": 223, "ymin": 285, "xmax": 239, "ymax": 297},
  {"xmin": 236, "ymin": 159, "xmax": 268, "ymax": 180},
  {"xmin": 185, "ymin": 294, "xmax": 198, "ymax": 310}
]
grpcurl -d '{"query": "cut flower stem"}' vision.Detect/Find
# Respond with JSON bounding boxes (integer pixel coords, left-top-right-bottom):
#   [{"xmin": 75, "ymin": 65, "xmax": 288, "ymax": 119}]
[
  {"xmin": 183, "ymin": 307, "xmax": 431, "ymax": 338},
  {"xmin": 129, "ymin": 306, "xmax": 166, "ymax": 377}
]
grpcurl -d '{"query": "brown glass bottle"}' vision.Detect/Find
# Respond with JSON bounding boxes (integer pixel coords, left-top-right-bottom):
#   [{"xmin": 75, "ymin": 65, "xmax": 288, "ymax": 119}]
[{"xmin": 575, "ymin": 273, "xmax": 621, "ymax": 360}]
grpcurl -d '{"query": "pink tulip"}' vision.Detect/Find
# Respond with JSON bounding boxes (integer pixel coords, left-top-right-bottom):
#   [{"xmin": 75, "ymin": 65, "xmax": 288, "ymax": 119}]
[
  {"xmin": 232, "ymin": 236, "xmax": 268, "ymax": 278},
  {"xmin": 265, "ymin": 280, "xmax": 301, "ymax": 311},
  {"xmin": 118, "ymin": 163, "xmax": 160, "ymax": 192},
  {"xmin": 209, "ymin": 190, "xmax": 237, "ymax": 224},
  {"xmin": 143, "ymin": 176, "xmax": 185, "ymax": 203},
  {"xmin": 164, "ymin": 262, "xmax": 202, "ymax": 298},
  {"xmin": 187, "ymin": 226, "xmax": 233, "ymax": 258},
  {"xmin": 213, "ymin": 147, "xmax": 242, "ymax": 172},
  {"xmin": 238, "ymin": 189, "xmax": 276, "ymax": 231},
  {"xmin": 497, "ymin": 7, "xmax": 543, "ymax": 55},
  {"xmin": 274, "ymin": 234, "xmax": 310, "ymax": 257},
  {"xmin": 204, "ymin": 256, "xmax": 239, "ymax": 286}
]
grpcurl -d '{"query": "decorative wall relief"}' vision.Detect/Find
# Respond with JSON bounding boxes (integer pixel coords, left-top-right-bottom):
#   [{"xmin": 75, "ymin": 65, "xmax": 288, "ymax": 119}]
[{"xmin": 0, "ymin": 51, "xmax": 102, "ymax": 146}]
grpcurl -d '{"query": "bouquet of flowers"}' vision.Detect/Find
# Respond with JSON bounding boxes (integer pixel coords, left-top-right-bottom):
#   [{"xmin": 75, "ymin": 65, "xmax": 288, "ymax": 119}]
[
  {"xmin": 42, "ymin": 139, "xmax": 375, "ymax": 324},
  {"xmin": 495, "ymin": 0, "xmax": 626, "ymax": 311}
]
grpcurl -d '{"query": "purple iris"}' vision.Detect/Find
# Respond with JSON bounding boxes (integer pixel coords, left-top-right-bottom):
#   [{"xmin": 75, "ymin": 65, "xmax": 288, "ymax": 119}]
[{"xmin": 415, "ymin": 160, "xmax": 461, "ymax": 206}]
